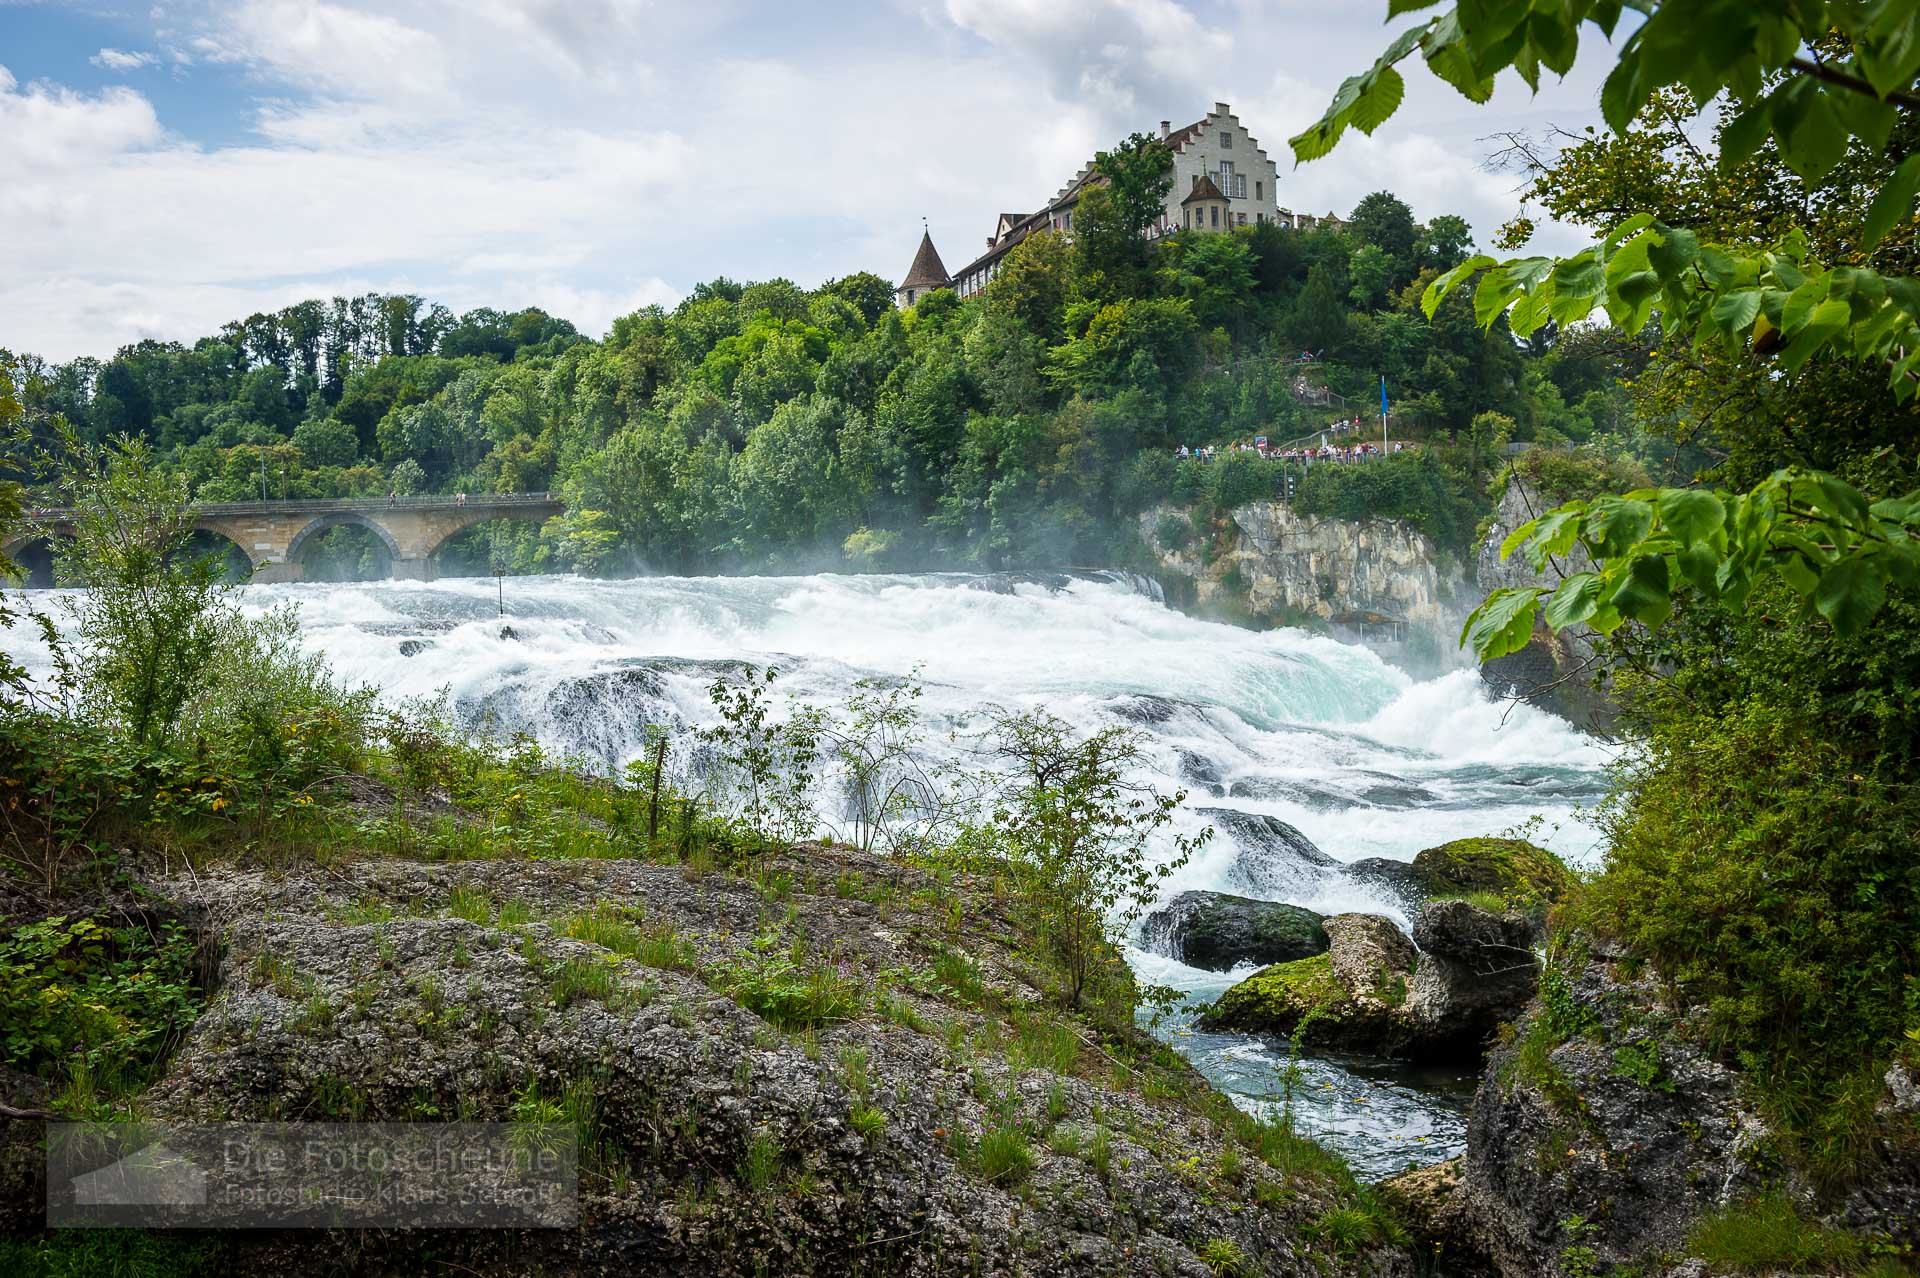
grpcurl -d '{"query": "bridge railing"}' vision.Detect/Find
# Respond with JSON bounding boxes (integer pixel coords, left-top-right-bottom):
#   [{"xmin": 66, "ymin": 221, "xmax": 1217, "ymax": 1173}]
[{"xmin": 186, "ymin": 492, "xmax": 565, "ymax": 517}]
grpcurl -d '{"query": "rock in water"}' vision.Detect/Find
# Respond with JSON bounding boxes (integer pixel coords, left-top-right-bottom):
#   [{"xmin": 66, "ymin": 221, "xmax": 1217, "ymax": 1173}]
[
  {"xmin": 1201, "ymin": 903, "xmax": 1541, "ymax": 1064},
  {"xmin": 1324, "ymin": 913, "xmax": 1418, "ymax": 1000},
  {"xmin": 1342, "ymin": 857, "xmax": 1433, "ymax": 910},
  {"xmin": 1195, "ymin": 807, "xmax": 1339, "ymax": 897},
  {"xmin": 1138, "ymin": 891, "xmax": 1327, "ymax": 971},
  {"xmin": 398, "ymin": 639, "xmax": 435, "ymax": 658},
  {"xmin": 1411, "ymin": 837, "xmax": 1573, "ymax": 911},
  {"xmin": 1198, "ymin": 913, "xmax": 1414, "ymax": 1054}
]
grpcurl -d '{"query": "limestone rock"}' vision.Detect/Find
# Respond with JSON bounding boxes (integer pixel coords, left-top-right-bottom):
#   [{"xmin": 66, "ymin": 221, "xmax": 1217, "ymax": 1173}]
[
  {"xmin": 1138, "ymin": 891, "xmax": 1328, "ymax": 972},
  {"xmin": 1324, "ymin": 913, "xmax": 1418, "ymax": 1002},
  {"xmin": 1138, "ymin": 501, "xmax": 1470, "ymax": 654}
]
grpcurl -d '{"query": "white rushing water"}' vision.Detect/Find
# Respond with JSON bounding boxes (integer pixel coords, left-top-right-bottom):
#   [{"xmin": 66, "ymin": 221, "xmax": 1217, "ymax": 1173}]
[{"xmin": 4, "ymin": 569, "xmax": 1613, "ymax": 1176}]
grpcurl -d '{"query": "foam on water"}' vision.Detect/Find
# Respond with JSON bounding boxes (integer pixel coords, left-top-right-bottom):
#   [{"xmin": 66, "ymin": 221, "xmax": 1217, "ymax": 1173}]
[{"xmin": 3, "ymin": 569, "xmax": 1613, "ymax": 1174}]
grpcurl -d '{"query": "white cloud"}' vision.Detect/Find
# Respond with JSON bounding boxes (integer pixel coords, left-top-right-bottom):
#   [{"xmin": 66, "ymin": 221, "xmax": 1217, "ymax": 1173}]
[
  {"xmin": 90, "ymin": 48, "xmax": 160, "ymax": 72},
  {"xmin": 0, "ymin": 66, "xmax": 166, "ymax": 173},
  {"xmin": 199, "ymin": 0, "xmax": 451, "ymax": 102}
]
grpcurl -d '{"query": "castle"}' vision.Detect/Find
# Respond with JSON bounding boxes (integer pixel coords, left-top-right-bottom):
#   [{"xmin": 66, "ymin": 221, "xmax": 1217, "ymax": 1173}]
[{"xmin": 895, "ymin": 102, "xmax": 1348, "ymax": 309}]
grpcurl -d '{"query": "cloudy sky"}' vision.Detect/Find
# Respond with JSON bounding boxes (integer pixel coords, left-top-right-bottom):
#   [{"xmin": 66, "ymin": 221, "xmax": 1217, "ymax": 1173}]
[{"xmin": 3, "ymin": 0, "xmax": 1621, "ymax": 361}]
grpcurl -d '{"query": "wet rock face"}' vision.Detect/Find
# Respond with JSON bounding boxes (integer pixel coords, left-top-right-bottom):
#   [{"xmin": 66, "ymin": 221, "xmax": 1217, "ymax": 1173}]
[
  {"xmin": 1194, "ymin": 808, "xmax": 1339, "ymax": 899},
  {"xmin": 1139, "ymin": 502, "xmax": 1471, "ymax": 650},
  {"xmin": 1405, "ymin": 901, "xmax": 1539, "ymax": 1046},
  {"xmin": 1342, "ymin": 857, "xmax": 1433, "ymax": 912},
  {"xmin": 12, "ymin": 849, "xmax": 1406, "ymax": 1278},
  {"xmin": 1138, "ymin": 891, "xmax": 1328, "ymax": 972}
]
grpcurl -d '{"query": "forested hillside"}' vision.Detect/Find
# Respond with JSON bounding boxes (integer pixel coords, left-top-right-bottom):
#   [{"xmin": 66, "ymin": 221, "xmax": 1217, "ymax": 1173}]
[{"xmin": 3, "ymin": 178, "xmax": 1641, "ymax": 578}]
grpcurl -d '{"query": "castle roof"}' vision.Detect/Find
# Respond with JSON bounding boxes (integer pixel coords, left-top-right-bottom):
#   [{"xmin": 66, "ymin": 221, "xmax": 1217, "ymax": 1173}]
[
  {"xmin": 900, "ymin": 229, "xmax": 951, "ymax": 290},
  {"xmin": 1181, "ymin": 173, "xmax": 1227, "ymax": 204}
]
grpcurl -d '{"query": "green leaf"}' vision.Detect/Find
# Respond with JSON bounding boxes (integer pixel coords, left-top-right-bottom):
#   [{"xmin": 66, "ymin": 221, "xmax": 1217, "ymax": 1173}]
[
  {"xmin": 1656, "ymin": 488, "xmax": 1726, "ymax": 546},
  {"xmin": 1777, "ymin": 298, "xmax": 1852, "ymax": 372},
  {"xmin": 1608, "ymin": 554, "xmax": 1673, "ymax": 627},
  {"xmin": 1812, "ymin": 554, "xmax": 1888, "ymax": 635},
  {"xmin": 1422, "ymin": 254, "xmax": 1495, "ymax": 317},
  {"xmin": 1719, "ymin": 98, "xmax": 1772, "ymax": 171},
  {"xmin": 1585, "ymin": 495, "xmax": 1655, "ymax": 556},
  {"xmin": 1462, "ymin": 587, "xmax": 1543, "ymax": 661},
  {"xmin": 1862, "ymin": 153, "xmax": 1920, "ymax": 252},
  {"xmin": 1541, "ymin": 573, "xmax": 1603, "ymax": 630},
  {"xmin": 1386, "ymin": 0, "xmax": 1443, "ymax": 13},
  {"xmin": 1352, "ymin": 65, "xmax": 1407, "ymax": 134},
  {"xmin": 1521, "ymin": 506, "xmax": 1585, "ymax": 569},
  {"xmin": 1709, "ymin": 288, "xmax": 1764, "ymax": 336},
  {"xmin": 1499, "ymin": 515, "xmax": 1545, "ymax": 561},
  {"xmin": 1646, "ymin": 226, "xmax": 1700, "ymax": 281}
]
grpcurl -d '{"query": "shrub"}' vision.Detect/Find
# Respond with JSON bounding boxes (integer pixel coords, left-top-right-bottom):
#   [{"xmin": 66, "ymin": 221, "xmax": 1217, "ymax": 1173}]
[
  {"xmin": 0, "ymin": 915, "xmax": 203, "ymax": 1104},
  {"xmin": 1294, "ymin": 450, "xmax": 1478, "ymax": 549}
]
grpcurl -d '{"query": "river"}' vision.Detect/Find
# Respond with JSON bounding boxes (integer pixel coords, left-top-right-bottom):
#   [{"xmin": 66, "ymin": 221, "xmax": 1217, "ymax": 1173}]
[{"xmin": 11, "ymin": 569, "xmax": 1614, "ymax": 1178}]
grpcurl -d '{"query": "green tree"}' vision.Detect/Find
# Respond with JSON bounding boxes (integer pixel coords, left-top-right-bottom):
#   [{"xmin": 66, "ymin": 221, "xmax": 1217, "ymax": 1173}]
[{"xmin": 1092, "ymin": 132, "xmax": 1175, "ymax": 237}]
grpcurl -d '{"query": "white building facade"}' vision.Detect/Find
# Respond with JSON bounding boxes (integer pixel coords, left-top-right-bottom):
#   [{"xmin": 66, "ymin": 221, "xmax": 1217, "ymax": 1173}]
[{"xmin": 900, "ymin": 102, "xmax": 1290, "ymax": 306}]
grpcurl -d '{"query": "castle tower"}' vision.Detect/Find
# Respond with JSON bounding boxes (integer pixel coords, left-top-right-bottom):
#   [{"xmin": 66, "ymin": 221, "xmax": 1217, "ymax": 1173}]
[{"xmin": 895, "ymin": 228, "xmax": 951, "ymax": 310}]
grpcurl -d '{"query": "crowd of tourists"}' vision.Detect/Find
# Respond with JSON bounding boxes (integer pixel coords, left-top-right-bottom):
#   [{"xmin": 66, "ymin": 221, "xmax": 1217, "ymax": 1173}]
[{"xmin": 1175, "ymin": 414, "xmax": 1411, "ymax": 465}]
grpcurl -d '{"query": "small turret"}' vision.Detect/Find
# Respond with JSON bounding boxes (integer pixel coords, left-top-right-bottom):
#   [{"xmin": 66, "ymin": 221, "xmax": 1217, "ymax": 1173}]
[{"xmin": 895, "ymin": 228, "xmax": 951, "ymax": 309}]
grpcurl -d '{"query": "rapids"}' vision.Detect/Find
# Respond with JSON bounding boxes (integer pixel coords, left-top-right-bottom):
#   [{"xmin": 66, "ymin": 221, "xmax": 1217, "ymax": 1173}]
[{"xmin": 5, "ymin": 569, "xmax": 1612, "ymax": 1177}]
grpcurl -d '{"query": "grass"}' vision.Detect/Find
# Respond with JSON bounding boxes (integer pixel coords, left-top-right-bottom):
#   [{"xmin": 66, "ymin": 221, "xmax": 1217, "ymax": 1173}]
[
  {"xmin": 1008, "ymin": 1012, "xmax": 1080, "ymax": 1075},
  {"xmin": 849, "ymin": 1104, "xmax": 888, "ymax": 1145},
  {"xmin": 971, "ymin": 1124, "xmax": 1033, "ymax": 1185},
  {"xmin": 741, "ymin": 1129, "xmax": 781, "ymax": 1194},
  {"xmin": 447, "ymin": 883, "xmax": 494, "ymax": 924},
  {"xmin": 719, "ymin": 942, "xmax": 865, "ymax": 1032},
  {"xmin": 1429, "ymin": 888, "xmax": 1512, "ymax": 913},
  {"xmin": 1685, "ymin": 1193, "xmax": 1865, "ymax": 1274},
  {"xmin": 1197, "ymin": 1237, "xmax": 1251, "ymax": 1277},
  {"xmin": 549, "ymin": 956, "xmax": 620, "ymax": 1009},
  {"xmin": 561, "ymin": 902, "xmax": 698, "ymax": 971},
  {"xmin": 929, "ymin": 948, "xmax": 986, "ymax": 1005},
  {"xmin": 837, "ymin": 1045, "xmax": 871, "ymax": 1097}
]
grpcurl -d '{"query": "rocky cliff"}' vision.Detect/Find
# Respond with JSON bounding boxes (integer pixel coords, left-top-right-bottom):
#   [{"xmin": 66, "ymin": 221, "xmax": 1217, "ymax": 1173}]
[
  {"xmin": 3, "ymin": 841, "xmax": 1416, "ymax": 1277},
  {"xmin": 1141, "ymin": 502, "xmax": 1471, "ymax": 658}
]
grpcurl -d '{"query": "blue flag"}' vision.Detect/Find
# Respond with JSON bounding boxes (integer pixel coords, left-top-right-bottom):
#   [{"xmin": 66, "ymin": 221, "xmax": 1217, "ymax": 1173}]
[{"xmin": 1380, "ymin": 376, "xmax": 1388, "ymax": 417}]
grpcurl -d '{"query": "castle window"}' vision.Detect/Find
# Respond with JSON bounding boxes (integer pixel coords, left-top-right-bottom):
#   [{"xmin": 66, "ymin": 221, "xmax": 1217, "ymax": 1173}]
[
  {"xmin": 1256, "ymin": 180, "xmax": 1263, "ymax": 201},
  {"xmin": 1220, "ymin": 131, "xmax": 1232, "ymax": 148},
  {"xmin": 1210, "ymin": 205, "xmax": 1219, "ymax": 228},
  {"xmin": 1237, "ymin": 212, "xmax": 1247, "ymax": 226}
]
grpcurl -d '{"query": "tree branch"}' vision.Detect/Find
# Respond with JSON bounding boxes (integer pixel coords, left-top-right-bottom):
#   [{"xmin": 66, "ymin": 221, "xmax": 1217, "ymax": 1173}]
[{"xmin": 1787, "ymin": 57, "xmax": 1920, "ymax": 112}]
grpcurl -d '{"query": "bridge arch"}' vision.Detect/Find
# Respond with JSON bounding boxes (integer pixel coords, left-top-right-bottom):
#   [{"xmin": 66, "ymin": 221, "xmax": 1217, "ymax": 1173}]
[
  {"xmin": 284, "ymin": 513, "xmax": 404, "ymax": 567},
  {"xmin": 417, "ymin": 508, "xmax": 556, "ymax": 570},
  {"xmin": 2, "ymin": 527, "xmax": 77, "ymax": 588}
]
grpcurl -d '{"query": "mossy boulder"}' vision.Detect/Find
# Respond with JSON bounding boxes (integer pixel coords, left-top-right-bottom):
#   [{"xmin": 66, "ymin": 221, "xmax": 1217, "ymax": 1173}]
[
  {"xmin": 1412, "ymin": 838, "xmax": 1573, "ymax": 911},
  {"xmin": 1139, "ymin": 891, "xmax": 1328, "ymax": 971},
  {"xmin": 1197, "ymin": 953, "xmax": 1404, "ymax": 1052},
  {"xmin": 1197, "ymin": 914, "xmax": 1413, "ymax": 1054}
]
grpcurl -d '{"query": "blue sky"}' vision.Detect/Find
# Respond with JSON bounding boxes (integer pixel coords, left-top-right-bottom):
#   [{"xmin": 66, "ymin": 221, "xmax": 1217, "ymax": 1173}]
[{"xmin": 2, "ymin": 0, "xmax": 1618, "ymax": 361}]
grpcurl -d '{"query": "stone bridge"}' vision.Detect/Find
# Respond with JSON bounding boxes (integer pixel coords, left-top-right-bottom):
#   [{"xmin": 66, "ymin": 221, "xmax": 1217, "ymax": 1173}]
[{"xmin": 10, "ymin": 492, "xmax": 566, "ymax": 583}]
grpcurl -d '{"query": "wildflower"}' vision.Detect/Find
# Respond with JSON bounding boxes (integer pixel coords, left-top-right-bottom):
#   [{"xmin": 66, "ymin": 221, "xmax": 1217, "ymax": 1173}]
[{"xmin": 211, "ymin": 795, "xmax": 229, "ymax": 811}]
